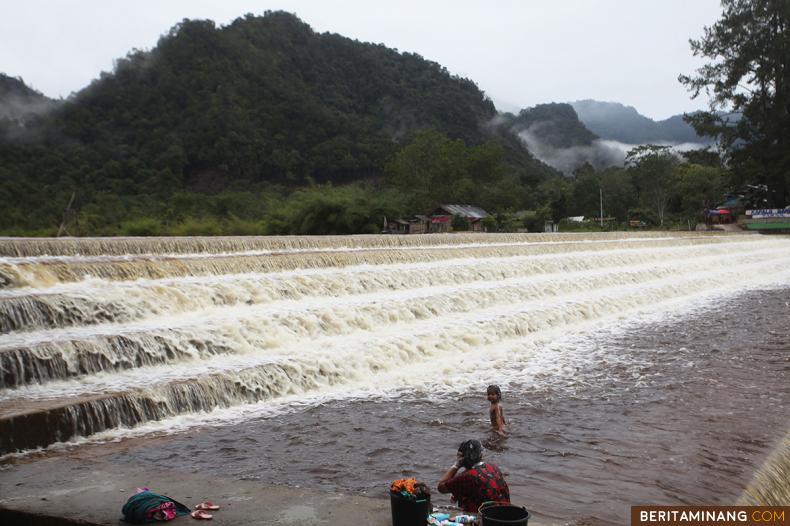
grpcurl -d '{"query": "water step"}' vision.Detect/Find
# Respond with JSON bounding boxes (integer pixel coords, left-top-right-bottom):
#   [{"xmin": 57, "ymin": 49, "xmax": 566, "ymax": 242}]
[
  {"xmin": 0, "ymin": 231, "xmax": 699, "ymax": 257},
  {"xmin": 3, "ymin": 255, "xmax": 790, "ymax": 455},
  {"xmin": 1, "ymin": 246, "xmax": 774, "ymax": 389},
  {"xmin": 0, "ymin": 236, "xmax": 742, "ymax": 289},
  {"xmin": 0, "ymin": 232, "xmax": 786, "ymax": 458}
]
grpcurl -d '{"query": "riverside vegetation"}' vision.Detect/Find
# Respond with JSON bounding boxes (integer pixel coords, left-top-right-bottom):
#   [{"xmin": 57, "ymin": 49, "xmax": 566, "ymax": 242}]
[{"xmin": 1, "ymin": 2, "xmax": 788, "ymax": 236}]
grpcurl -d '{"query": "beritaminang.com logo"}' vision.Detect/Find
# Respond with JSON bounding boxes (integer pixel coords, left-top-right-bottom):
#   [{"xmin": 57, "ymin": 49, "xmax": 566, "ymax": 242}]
[{"xmin": 631, "ymin": 506, "xmax": 788, "ymax": 526}]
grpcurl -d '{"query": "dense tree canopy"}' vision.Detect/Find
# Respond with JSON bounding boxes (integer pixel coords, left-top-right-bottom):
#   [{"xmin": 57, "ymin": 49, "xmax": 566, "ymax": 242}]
[
  {"xmin": 679, "ymin": 0, "xmax": 790, "ymax": 206},
  {"xmin": 384, "ymin": 130, "xmax": 529, "ymax": 212}
]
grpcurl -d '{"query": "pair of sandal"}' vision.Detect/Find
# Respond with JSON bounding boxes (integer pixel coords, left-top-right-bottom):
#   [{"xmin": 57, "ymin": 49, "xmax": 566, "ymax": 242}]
[{"xmin": 191, "ymin": 501, "xmax": 220, "ymax": 520}]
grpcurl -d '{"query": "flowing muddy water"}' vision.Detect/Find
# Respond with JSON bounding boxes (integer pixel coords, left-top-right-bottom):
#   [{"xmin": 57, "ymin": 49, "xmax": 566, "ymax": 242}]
[
  {"xmin": 0, "ymin": 233, "xmax": 788, "ymax": 524},
  {"xmin": 81, "ymin": 287, "xmax": 789, "ymax": 525}
]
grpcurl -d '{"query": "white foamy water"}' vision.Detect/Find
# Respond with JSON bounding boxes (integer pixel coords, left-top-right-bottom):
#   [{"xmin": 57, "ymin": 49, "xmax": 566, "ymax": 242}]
[{"xmin": 0, "ymin": 233, "xmax": 788, "ymax": 457}]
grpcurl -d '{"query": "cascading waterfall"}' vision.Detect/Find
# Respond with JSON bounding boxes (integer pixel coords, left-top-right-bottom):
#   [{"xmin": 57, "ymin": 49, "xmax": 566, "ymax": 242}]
[
  {"xmin": 0, "ymin": 235, "xmax": 741, "ymax": 289},
  {"xmin": 0, "ymin": 231, "xmax": 738, "ymax": 258},
  {"xmin": 1, "ymin": 232, "xmax": 789, "ymax": 456}
]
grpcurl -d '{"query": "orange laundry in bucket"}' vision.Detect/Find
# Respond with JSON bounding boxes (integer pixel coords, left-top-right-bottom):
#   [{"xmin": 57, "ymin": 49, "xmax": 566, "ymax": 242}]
[
  {"xmin": 390, "ymin": 478, "xmax": 418, "ymax": 495},
  {"xmin": 390, "ymin": 478, "xmax": 431, "ymax": 526}
]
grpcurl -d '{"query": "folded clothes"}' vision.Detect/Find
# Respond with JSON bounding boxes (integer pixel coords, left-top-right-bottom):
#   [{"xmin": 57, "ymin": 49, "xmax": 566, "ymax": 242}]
[{"xmin": 121, "ymin": 490, "xmax": 191, "ymax": 523}]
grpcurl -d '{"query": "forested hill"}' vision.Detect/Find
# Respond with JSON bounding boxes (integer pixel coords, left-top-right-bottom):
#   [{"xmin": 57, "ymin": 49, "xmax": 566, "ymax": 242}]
[
  {"xmin": 0, "ymin": 74, "xmax": 58, "ymax": 124},
  {"xmin": 0, "ymin": 11, "xmax": 560, "ymax": 235},
  {"xmin": 570, "ymin": 99, "xmax": 711, "ymax": 144},
  {"xmin": 54, "ymin": 12, "xmax": 510, "ymax": 184},
  {"xmin": 504, "ymin": 103, "xmax": 598, "ymax": 148}
]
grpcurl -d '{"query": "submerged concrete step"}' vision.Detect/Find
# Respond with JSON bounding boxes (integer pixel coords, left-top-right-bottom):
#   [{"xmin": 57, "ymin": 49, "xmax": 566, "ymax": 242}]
[
  {"xmin": 1, "ymin": 236, "xmax": 715, "ymax": 289},
  {"xmin": 0, "ymin": 358, "xmax": 328, "ymax": 454}
]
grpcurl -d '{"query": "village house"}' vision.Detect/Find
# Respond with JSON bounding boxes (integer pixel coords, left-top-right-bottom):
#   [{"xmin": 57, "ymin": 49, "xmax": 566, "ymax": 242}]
[
  {"xmin": 428, "ymin": 204, "xmax": 490, "ymax": 233},
  {"xmin": 384, "ymin": 205, "xmax": 490, "ymax": 234},
  {"xmin": 386, "ymin": 216, "xmax": 430, "ymax": 234}
]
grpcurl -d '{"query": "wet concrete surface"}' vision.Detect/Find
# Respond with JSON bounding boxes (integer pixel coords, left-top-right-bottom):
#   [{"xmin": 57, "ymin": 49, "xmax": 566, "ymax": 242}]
[{"xmin": 0, "ymin": 456, "xmax": 393, "ymax": 525}]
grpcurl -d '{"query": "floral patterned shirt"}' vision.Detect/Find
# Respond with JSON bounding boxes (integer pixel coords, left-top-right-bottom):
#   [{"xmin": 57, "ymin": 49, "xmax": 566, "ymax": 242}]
[{"xmin": 444, "ymin": 462, "xmax": 510, "ymax": 513}]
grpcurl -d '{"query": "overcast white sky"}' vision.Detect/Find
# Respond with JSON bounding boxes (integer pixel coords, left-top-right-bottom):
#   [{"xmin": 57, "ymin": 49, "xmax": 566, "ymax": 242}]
[{"xmin": 1, "ymin": 0, "xmax": 723, "ymax": 120}]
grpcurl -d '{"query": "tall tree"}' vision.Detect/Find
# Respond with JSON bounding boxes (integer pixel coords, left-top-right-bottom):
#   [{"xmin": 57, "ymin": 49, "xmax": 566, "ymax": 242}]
[
  {"xmin": 384, "ymin": 129, "xmax": 510, "ymax": 211},
  {"xmin": 672, "ymin": 163, "xmax": 725, "ymax": 219},
  {"xmin": 626, "ymin": 145, "xmax": 676, "ymax": 227},
  {"xmin": 679, "ymin": 0, "xmax": 790, "ymax": 206}
]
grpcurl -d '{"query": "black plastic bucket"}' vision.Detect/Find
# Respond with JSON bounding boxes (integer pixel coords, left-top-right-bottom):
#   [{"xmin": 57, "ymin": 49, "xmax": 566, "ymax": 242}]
[
  {"xmin": 390, "ymin": 492, "xmax": 430, "ymax": 526},
  {"xmin": 480, "ymin": 504, "xmax": 530, "ymax": 526}
]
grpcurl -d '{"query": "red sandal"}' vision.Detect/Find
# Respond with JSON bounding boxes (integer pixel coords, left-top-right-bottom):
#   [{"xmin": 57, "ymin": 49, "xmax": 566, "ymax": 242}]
[
  {"xmin": 195, "ymin": 501, "xmax": 220, "ymax": 511},
  {"xmin": 191, "ymin": 510, "xmax": 213, "ymax": 520}
]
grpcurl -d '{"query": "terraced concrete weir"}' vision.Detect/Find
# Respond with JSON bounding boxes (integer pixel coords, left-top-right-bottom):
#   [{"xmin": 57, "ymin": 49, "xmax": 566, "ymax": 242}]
[{"xmin": 1, "ymin": 232, "xmax": 789, "ymax": 456}]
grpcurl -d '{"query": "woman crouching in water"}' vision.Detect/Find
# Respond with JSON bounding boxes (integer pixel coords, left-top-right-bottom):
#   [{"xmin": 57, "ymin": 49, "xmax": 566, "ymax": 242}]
[{"xmin": 437, "ymin": 439, "xmax": 510, "ymax": 513}]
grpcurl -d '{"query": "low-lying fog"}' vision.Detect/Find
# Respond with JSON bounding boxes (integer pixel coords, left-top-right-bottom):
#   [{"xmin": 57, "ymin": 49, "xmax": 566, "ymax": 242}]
[{"xmin": 518, "ymin": 128, "xmax": 710, "ymax": 175}]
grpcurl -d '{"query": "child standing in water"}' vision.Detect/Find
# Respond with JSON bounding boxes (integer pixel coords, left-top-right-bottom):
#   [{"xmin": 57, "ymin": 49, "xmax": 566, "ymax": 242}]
[{"xmin": 487, "ymin": 385, "xmax": 506, "ymax": 437}]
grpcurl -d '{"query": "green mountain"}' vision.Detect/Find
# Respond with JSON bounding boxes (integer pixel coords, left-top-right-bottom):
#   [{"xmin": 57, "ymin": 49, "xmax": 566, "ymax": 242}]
[
  {"xmin": 0, "ymin": 74, "xmax": 58, "ymax": 125},
  {"xmin": 501, "ymin": 103, "xmax": 630, "ymax": 175},
  {"xmin": 505, "ymin": 103, "xmax": 598, "ymax": 148},
  {"xmin": 570, "ymin": 99, "xmax": 712, "ymax": 144},
  {"xmin": 0, "ymin": 11, "xmax": 559, "ymax": 234}
]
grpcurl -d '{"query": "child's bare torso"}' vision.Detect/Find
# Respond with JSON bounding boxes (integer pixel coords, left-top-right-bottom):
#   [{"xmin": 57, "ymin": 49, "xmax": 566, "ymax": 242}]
[{"xmin": 489, "ymin": 403, "xmax": 505, "ymax": 426}]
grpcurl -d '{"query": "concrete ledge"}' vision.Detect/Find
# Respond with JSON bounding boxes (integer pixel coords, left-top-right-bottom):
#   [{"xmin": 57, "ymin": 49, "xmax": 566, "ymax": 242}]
[
  {"xmin": 0, "ymin": 507, "xmax": 100, "ymax": 526},
  {"xmin": 0, "ymin": 456, "xmax": 392, "ymax": 525}
]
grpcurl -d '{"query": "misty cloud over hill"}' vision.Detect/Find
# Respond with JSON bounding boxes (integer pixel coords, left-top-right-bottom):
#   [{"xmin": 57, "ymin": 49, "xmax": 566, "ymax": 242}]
[
  {"xmin": 0, "ymin": 74, "xmax": 58, "ymax": 126},
  {"xmin": 505, "ymin": 100, "xmax": 712, "ymax": 174},
  {"xmin": 501, "ymin": 103, "xmax": 615, "ymax": 174},
  {"xmin": 516, "ymin": 133, "xmax": 631, "ymax": 175},
  {"xmin": 505, "ymin": 103, "xmax": 597, "ymax": 148}
]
